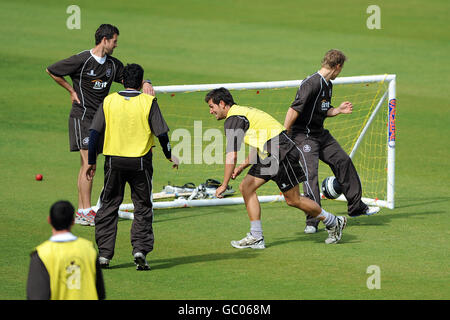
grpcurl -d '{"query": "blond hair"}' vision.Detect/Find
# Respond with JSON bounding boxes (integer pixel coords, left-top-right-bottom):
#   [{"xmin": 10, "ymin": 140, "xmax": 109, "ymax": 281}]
[{"xmin": 321, "ymin": 49, "xmax": 347, "ymax": 69}]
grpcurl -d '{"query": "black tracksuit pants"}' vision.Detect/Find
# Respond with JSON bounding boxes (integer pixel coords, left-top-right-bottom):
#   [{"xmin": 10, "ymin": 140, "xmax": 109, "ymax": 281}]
[
  {"xmin": 292, "ymin": 130, "xmax": 368, "ymax": 227},
  {"xmin": 95, "ymin": 154, "xmax": 154, "ymax": 260}
]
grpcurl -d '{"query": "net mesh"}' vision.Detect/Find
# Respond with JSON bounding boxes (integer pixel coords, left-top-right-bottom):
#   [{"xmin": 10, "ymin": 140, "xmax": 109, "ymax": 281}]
[{"xmin": 147, "ymin": 80, "xmax": 389, "ymax": 203}]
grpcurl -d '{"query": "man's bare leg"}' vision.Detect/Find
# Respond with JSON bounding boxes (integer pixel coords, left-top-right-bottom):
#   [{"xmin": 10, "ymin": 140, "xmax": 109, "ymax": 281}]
[
  {"xmin": 230, "ymin": 175, "xmax": 268, "ymax": 249},
  {"xmin": 283, "ymin": 186, "xmax": 322, "ymax": 217},
  {"xmin": 239, "ymin": 174, "xmax": 267, "ymax": 222},
  {"xmin": 283, "ymin": 185, "xmax": 347, "ymax": 243},
  {"xmin": 78, "ymin": 149, "xmax": 93, "ymax": 210}
]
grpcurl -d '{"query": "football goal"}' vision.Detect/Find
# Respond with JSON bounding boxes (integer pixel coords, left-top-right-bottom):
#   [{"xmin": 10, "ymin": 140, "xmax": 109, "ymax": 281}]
[{"xmin": 97, "ymin": 74, "xmax": 396, "ymax": 219}]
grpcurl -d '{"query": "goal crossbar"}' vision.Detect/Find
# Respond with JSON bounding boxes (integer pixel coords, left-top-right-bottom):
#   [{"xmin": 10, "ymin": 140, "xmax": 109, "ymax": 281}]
[{"xmin": 155, "ymin": 74, "xmax": 396, "ymax": 93}]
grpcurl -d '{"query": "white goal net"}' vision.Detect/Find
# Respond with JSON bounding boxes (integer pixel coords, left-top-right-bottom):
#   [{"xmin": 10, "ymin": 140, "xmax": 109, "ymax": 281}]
[{"xmin": 96, "ymin": 74, "xmax": 396, "ymax": 219}]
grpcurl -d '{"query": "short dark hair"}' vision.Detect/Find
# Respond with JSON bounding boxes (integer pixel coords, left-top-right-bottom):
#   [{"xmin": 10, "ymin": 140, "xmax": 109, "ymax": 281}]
[
  {"xmin": 204, "ymin": 87, "xmax": 236, "ymax": 106},
  {"xmin": 321, "ymin": 49, "xmax": 347, "ymax": 69},
  {"xmin": 122, "ymin": 64, "xmax": 144, "ymax": 90},
  {"xmin": 95, "ymin": 24, "xmax": 119, "ymax": 45},
  {"xmin": 49, "ymin": 201, "xmax": 75, "ymax": 231}
]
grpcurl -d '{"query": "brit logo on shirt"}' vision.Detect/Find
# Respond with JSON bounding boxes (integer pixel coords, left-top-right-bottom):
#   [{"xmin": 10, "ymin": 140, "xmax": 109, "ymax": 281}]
[
  {"xmin": 92, "ymin": 79, "xmax": 108, "ymax": 90},
  {"xmin": 321, "ymin": 99, "xmax": 330, "ymax": 110}
]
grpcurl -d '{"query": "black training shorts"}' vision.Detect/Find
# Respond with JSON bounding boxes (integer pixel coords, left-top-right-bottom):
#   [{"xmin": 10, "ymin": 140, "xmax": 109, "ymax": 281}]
[
  {"xmin": 247, "ymin": 147, "xmax": 306, "ymax": 192},
  {"xmin": 68, "ymin": 116, "xmax": 91, "ymax": 151}
]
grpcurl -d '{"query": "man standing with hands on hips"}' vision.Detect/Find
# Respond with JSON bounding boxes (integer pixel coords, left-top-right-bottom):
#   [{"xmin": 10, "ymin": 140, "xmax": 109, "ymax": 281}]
[
  {"xmin": 284, "ymin": 49, "xmax": 380, "ymax": 234},
  {"xmin": 86, "ymin": 63, "xmax": 178, "ymax": 270},
  {"xmin": 46, "ymin": 24, "xmax": 155, "ymax": 226}
]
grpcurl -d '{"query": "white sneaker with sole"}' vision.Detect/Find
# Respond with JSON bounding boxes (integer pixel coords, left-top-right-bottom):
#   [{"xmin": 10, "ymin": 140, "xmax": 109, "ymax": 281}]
[
  {"xmin": 134, "ymin": 252, "xmax": 150, "ymax": 271},
  {"xmin": 365, "ymin": 206, "xmax": 380, "ymax": 216},
  {"xmin": 75, "ymin": 211, "xmax": 89, "ymax": 226},
  {"xmin": 350, "ymin": 206, "xmax": 380, "ymax": 218},
  {"xmin": 231, "ymin": 233, "xmax": 265, "ymax": 249},
  {"xmin": 325, "ymin": 216, "xmax": 347, "ymax": 244},
  {"xmin": 98, "ymin": 256, "xmax": 110, "ymax": 268},
  {"xmin": 83, "ymin": 210, "xmax": 96, "ymax": 226},
  {"xmin": 304, "ymin": 225, "xmax": 318, "ymax": 234}
]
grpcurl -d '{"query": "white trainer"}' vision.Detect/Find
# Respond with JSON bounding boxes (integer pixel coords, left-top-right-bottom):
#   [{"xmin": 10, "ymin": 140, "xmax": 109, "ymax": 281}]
[
  {"xmin": 231, "ymin": 233, "xmax": 265, "ymax": 249},
  {"xmin": 75, "ymin": 211, "xmax": 89, "ymax": 226},
  {"xmin": 83, "ymin": 210, "xmax": 96, "ymax": 226},
  {"xmin": 134, "ymin": 252, "xmax": 150, "ymax": 271},
  {"xmin": 365, "ymin": 206, "xmax": 380, "ymax": 216},
  {"xmin": 349, "ymin": 206, "xmax": 381, "ymax": 218},
  {"xmin": 325, "ymin": 216, "xmax": 347, "ymax": 244},
  {"xmin": 304, "ymin": 225, "xmax": 318, "ymax": 234},
  {"xmin": 98, "ymin": 256, "xmax": 110, "ymax": 268}
]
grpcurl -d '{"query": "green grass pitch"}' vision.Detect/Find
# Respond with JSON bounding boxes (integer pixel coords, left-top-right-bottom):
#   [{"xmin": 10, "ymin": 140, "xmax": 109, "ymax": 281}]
[{"xmin": 0, "ymin": 0, "xmax": 449, "ymax": 300}]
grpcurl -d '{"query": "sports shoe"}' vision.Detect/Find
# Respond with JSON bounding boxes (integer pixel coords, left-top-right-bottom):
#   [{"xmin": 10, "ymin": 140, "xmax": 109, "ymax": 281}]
[
  {"xmin": 304, "ymin": 225, "xmax": 318, "ymax": 234},
  {"xmin": 365, "ymin": 206, "xmax": 380, "ymax": 216},
  {"xmin": 83, "ymin": 210, "xmax": 96, "ymax": 226},
  {"xmin": 349, "ymin": 206, "xmax": 380, "ymax": 218},
  {"xmin": 325, "ymin": 216, "xmax": 347, "ymax": 244},
  {"xmin": 134, "ymin": 252, "xmax": 150, "ymax": 271},
  {"xmin": 98, "ymin": 256, "xmax": 110, "ymax": 269},
  {"xmin": 75, "ymin": 211, "xmax": 89, "ymax": 226},
  {"xmin": 231, "ymin": 233, "xmax": 265, "ymax": 249}
]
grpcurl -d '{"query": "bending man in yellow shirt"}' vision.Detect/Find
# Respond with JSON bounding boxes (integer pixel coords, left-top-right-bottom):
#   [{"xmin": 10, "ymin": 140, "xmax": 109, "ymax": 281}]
[{"xmin": 205, "ymin": 88, "xmax": 347, "ymax": 248}]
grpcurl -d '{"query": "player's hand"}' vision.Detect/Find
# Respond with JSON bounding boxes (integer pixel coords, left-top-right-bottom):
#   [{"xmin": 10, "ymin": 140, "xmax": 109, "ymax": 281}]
[
  {"xmin": 70, "ymin": 91, "xmax": 81, "ymax": 105},
  {"xmin": 142, "ymin": 82, "xmax": 155, "ymax": 96},
  {"xmin": 170, "ymin": 156, "xmax": 179, "ymax": 169},
  {"xmin": 231, "ymin": 166, "xmax": 243, "ymax": 180},
  {"xmin": 215, "ymin": 184, "xmax": 227, "ymax": 198},
  {"xmin": 86, "ymin": 164, "xmax": 96, "ymax": 181},
  {"xmin": 338, "ymin": 101, "xmax": 353, "ymax": 114}
]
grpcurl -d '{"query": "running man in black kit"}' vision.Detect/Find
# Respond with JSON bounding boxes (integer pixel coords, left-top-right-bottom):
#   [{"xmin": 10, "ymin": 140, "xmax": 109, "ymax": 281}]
[
  {"xmin": 284, "ymin": 49, "xmax": 380, "ymax": 234},
  {"xmin": 46, "ymin": 24, "xmax": 154, "ymax": 226}
]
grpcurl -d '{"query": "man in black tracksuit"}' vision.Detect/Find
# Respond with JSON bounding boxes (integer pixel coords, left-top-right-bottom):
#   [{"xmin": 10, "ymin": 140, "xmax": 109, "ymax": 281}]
[
  {"xmin": 86, "ymin": 63, "xmax": 178, "ymax": 270},
  {"xmin": 284, "ymin": 49, "xmax": 380, "ymax": 233}
]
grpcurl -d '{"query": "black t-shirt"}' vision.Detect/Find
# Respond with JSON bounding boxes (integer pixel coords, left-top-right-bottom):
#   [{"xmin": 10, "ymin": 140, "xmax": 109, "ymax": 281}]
[
  {"xmin": 224, "ymin": 116, "xmax": 294, "ymax": 161},
  {"xmin": 290, "ymin": 72, "xmax": 333, "ymax": 136},
  {"xmin": 47, "ymin": 50, "xmax": 124, "ymax": 120}
]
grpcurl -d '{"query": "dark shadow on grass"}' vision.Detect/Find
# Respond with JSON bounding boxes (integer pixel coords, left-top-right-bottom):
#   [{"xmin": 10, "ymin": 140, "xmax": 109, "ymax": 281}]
[
  {"xmin": 267, "ymin": 208, "xmax": 445, "ymax": 248},
  {"xmin": 267, "ymin": 230, "xmax": 359, "ymax": 248},
  {"xmin": 154, "ymin": 210, "xmax": 222, "ymax": 224},
  {"xmin": 390, "ymin": 196, "xmax": 450, "ymax": 209},
  {"xmin": 107, "ymin": 263, "xmax": 135, "ymax": 270},
  {"xmin": 346, "ymin": 209, "xmax": 444, "ymax": 227},
  {"xmin": 119, "ymin": 206, "xmax": 241, "ymax": 224},
  {"xmin": 107, "ymin": 250, "xmax": 260, "ymax": 270}
]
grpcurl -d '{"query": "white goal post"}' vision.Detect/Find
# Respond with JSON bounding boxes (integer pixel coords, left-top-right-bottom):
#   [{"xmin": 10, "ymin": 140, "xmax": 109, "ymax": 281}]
[{"xmin": 95, "ymin": 74, "xmax": 396, "ymax": 219}]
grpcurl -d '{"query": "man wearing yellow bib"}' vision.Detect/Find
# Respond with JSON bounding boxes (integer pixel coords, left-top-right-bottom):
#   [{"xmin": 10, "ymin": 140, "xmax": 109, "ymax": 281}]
[
  {"xmin": 27, "ymin": 201, "xmax": 105, "ymax": 300},
  {"xmin": 86, "ymin": 64, "xmax": 178, "ymax": 270},
  {"xmin": 205, "ymin": 88, "xmax": 347, "ymax": 248}
]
